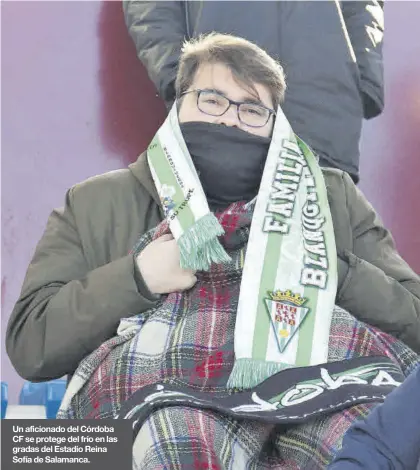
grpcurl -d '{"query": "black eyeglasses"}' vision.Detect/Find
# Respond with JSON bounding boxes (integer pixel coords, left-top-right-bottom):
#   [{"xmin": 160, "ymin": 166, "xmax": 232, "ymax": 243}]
[{"xmin": 180, "ymin": 89, "xmax": 276, "ymax": 128}]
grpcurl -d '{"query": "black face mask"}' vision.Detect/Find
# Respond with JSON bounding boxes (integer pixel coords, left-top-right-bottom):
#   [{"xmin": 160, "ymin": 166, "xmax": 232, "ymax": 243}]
[{"xmin": 180, "ymin": 122, "xmax": 271, "ymax": 210}]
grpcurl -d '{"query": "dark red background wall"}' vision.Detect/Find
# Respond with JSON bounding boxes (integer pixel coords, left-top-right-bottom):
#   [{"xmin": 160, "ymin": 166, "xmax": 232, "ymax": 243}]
[{"xmin": 2, "ymin": 1, "xmax": 419, "ymax": 403}]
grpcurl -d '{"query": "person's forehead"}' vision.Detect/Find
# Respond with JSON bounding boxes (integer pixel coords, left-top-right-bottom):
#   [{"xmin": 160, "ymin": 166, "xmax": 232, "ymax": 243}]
[{"xmin": 192, "ymin": 63, "xmax": 273, "ymax": 107}]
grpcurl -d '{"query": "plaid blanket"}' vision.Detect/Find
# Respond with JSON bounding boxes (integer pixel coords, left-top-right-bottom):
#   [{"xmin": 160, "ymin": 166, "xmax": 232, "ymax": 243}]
[
  {"xmin": 130, "ymin": 401, "xmax": 378, "ymax": 469},
  {"xmin": 57, "ymin": 202, "xmax": 419, "ymax": 469}
]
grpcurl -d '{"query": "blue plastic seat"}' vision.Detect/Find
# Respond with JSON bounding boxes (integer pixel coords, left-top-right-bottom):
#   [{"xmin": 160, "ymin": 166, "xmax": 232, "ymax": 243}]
[
  {"xmin": 19, "ymin": 379, "xmax": 66, "ymax": 419},
  {"xmin": 19, "ymin": 382, "xmax": 48, "ymax": 406},
  {"xmin": 1, "ymin": 382, "xmax": 8, "ymax": 419}
]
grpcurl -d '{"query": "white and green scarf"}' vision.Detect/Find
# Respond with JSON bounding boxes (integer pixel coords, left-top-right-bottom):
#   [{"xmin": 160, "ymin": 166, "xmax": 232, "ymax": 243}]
[{"xmin": 147, "ymin": 104, "xmax": 337, "ymax": 390}]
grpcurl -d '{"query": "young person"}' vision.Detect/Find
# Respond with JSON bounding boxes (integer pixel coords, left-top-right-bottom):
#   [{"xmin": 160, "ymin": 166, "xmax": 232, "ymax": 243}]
[{"xmin": 7, "ymin": 34, "xmax": 419, "ymax": 468}]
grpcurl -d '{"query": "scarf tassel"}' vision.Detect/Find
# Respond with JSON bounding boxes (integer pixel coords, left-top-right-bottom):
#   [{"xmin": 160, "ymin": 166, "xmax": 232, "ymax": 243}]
[
  {"xmin": 227, "ymin": 358, "xmax": 288, "ymax": 391},
  {"xmin": 178, "ymin": 212, "xmax": 231, "ymax": 271}
]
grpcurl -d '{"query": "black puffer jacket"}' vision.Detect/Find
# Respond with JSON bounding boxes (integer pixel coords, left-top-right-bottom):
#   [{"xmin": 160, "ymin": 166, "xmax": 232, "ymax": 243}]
[{"xmin": 123, "ymin": 1, "xmax": 384, "ymax": 182}]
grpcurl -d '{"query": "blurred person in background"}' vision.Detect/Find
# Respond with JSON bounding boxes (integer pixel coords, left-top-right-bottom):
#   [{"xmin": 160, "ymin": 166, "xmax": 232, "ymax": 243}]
[{"xmin": 123, "ymin": 1, "xmax": 384, "ymax": 183}]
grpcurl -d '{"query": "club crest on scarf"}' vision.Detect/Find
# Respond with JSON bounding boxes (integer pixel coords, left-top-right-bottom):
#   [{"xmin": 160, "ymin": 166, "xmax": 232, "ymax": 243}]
[{"xmin": 265, "ymin": 290, "xmax": 309, "ymax": 352}]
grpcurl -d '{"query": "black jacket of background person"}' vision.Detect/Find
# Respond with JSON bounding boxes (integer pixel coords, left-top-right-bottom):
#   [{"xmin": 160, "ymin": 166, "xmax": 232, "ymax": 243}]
[{"xmin": 123, "ymin": 1, "xmax": 384, "ymax": 183}]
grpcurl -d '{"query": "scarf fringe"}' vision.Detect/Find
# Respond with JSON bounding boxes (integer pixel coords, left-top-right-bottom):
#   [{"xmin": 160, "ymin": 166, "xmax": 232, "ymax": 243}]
[
  {"xmin": 227, "ymin": 358, "xmax": 288, "ymax": 391},
  {"xmin": 178, "ymin": 212, "xmax": 231, "ymax": 271}
]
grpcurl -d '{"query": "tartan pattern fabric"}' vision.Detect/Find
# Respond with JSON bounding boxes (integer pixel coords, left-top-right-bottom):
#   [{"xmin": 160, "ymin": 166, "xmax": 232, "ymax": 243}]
[
  {"xmin": 132, "ymin": 406, "xmax": 274, "ymax": 470},
  {"xmin": 131, "ymin": 402, "xmax": 378, "ymax": 470},
  {"xmin": 57, "ymin": 202, "xmax": 419, "ymax": 468}
]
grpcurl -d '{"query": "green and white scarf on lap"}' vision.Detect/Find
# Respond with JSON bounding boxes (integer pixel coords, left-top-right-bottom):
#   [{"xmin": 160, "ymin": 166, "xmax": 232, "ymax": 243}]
[{"xmin": 147, "ymin": 103, "xmax": 337, "ymax": 390}]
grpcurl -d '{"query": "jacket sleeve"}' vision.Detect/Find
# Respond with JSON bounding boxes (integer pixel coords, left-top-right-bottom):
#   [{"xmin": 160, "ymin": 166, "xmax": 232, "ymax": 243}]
[
  {"xmin": 328, "ymin": 364, "xmax": 420, "ymax": 470},
  {"xmin": 341, "ymin": 1, "xmax": 384, "ymax": 119},
  {"xmin": 122, "ymin": 1, "xmax": 186, "ymax": 104},
  {"xmin": 336, "ymin": 172, "xmax": 420, "ymax": 353},
  {"xmin": 6, "ymin": 188, "xmax": 159, "ymax": 382}
]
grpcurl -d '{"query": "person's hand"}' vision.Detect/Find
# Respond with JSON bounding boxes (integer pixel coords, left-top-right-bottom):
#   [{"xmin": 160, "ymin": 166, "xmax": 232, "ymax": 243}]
[{"xmin": 136, "ymin": 234, "xmax": 197, "ymax": 295}]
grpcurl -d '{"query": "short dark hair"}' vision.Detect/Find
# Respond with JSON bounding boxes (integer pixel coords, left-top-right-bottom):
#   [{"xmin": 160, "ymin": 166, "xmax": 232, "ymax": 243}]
[{"xmin": 175, "ymin": 33, "xmax": 286, "ymax": 110}]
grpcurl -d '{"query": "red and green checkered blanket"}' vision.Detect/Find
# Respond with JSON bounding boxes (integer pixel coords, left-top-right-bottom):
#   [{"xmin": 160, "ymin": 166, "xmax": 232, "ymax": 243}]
[{"xmin": 57, "ymin": 202, "xmax": 419, "ymax": 469}]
